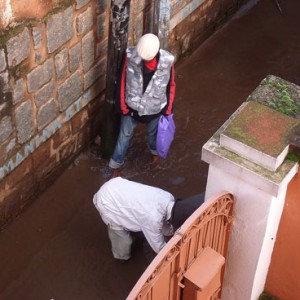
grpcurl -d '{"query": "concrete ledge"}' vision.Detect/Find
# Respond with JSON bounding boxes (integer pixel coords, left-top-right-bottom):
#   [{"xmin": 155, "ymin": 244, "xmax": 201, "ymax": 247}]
[
  {"xmin": 220, "ymin": 133, "xmax": 289, "ymax": 173},
  {"xmin": 202, "ymin": 117, "xmax": 298, "ymax": 197}
]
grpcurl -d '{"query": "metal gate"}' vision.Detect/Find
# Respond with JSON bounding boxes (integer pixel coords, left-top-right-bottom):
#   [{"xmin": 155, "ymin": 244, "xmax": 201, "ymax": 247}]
[{"xmin": 127, "ymin": 192, "xmax": 234, "ymax": 300}]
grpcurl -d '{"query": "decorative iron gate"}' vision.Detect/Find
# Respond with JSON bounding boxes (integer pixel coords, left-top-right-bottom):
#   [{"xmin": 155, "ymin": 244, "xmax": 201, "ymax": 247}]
[{"xmin": 127, "ymin": 192, "xmax": 234, "ymax": 300}]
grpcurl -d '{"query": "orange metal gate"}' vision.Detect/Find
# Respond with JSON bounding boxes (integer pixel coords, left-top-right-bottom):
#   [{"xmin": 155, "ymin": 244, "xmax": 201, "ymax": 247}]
[{"xmin": 127, "ymin": 192, "xmax": 234, "ymax": 300}]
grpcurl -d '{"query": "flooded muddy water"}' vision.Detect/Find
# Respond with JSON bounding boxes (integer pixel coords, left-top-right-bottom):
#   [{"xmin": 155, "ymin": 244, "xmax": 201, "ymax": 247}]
[{"xmin": 1, "ymin": 1, "xmax": 300, "ymax": 299}]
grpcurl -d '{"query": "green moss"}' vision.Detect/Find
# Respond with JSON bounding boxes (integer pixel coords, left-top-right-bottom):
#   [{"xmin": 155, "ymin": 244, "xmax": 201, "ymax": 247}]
[
  {"xmin": 0, "ymin": 23, "xmax": 31, "ymax": 47},
  {"xmin": 223, "ymin": 102, "xmax": 299, "ymax": 157},
  {"xmin": 262, "ymin": 77, "xmax": 300, "ymax": 117},
  {"xmin": 225, "ymin": 124, "xmax": 256, "ymax": 146},
  {"xmin": 10, "ymin": 64, "xmax": 23, "ymax": 78},
  {"xmin": 0, "ymin": 0, "xmax": 75, "ymax": 46},
  {"xmin": 42, "ymin": 0, "xmax": 75, "ymax": 23},
  {"xmin": 258, "ymin": 291, "xmax": 278, "ymax": 300},
  {"xmin": 287, "ymin": 152, "xmax": 300, "ymax": 163}
]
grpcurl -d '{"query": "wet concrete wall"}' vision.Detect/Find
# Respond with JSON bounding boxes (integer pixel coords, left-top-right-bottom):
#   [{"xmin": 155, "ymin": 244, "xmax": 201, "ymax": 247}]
[{"xmin": 0, "ymin": 0, "xmax": 248, "ymax": 227}]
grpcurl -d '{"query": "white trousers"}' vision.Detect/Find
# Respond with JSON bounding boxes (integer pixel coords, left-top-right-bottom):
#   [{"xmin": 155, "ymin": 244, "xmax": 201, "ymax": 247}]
[{"xmin": 107, "ymin": 225, "xmax": 133, "ymax": 260}]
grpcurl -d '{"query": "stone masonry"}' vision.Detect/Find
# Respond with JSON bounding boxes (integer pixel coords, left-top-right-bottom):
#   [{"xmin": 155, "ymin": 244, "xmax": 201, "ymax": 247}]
[{"xmin": 0, "ymin": 0, "xmax": 109, "ymax": 227}]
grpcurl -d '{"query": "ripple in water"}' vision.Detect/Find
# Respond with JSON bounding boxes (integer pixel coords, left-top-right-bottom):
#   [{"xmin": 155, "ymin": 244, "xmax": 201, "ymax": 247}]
[{"xmin": 169, "ymin": 177, "xmax": 186, "ymax": 185}]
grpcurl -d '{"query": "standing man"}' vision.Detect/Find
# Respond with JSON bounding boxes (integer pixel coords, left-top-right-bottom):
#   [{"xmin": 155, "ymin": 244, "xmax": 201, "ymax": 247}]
[
  {"xmin": 93, "ymin": 177, "xmax": 201, "ymax": 261},
  {"xmin": 108, "ymin": 33, "xmax": 176, "ymax": 178}
]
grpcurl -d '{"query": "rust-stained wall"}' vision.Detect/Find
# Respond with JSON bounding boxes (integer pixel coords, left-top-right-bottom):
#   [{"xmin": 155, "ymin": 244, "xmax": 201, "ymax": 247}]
[
  {"xmin": 0, "ymin": 0, "xmax": 66, "ymax": 31},
  {"xmin": 0, "ymin": 0, "xmax": 248, "ymax": 228},
  {"xmin": 265, "ymin": 169, "xmax": 300, "ymax": 299}
]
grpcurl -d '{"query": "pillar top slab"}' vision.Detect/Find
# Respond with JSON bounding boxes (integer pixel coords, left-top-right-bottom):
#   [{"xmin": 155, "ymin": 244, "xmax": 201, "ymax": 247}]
[
  {"xmin": 202, "ymin": 74, "xmax": 300, "ymax": 197},
  {"xmin": 220, "ymin": 101, "xmax": 299, "ymax": 172}
]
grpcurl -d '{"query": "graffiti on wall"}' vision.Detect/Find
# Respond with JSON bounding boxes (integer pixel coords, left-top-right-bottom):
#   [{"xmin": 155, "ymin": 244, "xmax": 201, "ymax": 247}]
[{"xmin": 0, "ymin": 88, "xmax": 96, "ymax": 181}]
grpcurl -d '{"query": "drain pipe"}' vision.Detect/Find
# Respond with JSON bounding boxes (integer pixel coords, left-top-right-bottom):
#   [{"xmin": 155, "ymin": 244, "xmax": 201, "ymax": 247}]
[
  {"xmin": 101, "ymin": 0, "xmax": 131, "ymax": 158},
  {"xmin": 153, "ymin": 0, "xmax": 171, "ymax": 50}
]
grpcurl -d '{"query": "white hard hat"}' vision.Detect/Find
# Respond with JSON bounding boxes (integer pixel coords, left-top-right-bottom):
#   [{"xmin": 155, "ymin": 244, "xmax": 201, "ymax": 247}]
[{"xmin": 136, "ymin": 33, "xmax": 160, "ymax": 61}]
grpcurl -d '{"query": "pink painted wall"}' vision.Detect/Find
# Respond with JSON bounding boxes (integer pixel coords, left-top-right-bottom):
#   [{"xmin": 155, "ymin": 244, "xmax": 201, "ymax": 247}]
[{"xmin": 265, "ymin": 168, "xmax": 300, "ymax": 299}]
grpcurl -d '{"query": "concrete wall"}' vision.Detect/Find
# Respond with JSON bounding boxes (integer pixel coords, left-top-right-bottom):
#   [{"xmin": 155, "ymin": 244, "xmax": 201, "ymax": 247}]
[
  {"xmin": 0, "ymin": 0, "xmax": 248, "ymax": 227},
  {"xmin": 202, "ymin": 74, "xmax": 300, "ymax": 299},
  {"xmin": 204, "ymin": 164, "xmax": 289, "ymax": 300},
  {"xmin": 265, "ymin": 169, "xmax": 300, "ymax": 299}
]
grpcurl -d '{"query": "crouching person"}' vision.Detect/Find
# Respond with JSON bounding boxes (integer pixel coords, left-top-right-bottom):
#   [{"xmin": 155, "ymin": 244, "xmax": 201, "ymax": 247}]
[
  {"xmin": 93, "ymin": 177, "xmax": 202, "ymax": 261},
  {"xmin": 93, "ymin": 177, "xmax": 175, "ymax": 261}
]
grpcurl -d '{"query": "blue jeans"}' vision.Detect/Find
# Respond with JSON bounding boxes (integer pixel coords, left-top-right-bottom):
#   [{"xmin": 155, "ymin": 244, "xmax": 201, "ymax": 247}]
[{"xmin": 109, "ymin": 115, "xmax": 159, "ymax": 168}]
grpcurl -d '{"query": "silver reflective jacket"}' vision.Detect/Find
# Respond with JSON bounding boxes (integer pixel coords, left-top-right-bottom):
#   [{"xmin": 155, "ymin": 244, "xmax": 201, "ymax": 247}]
[{"xmin": 125, "ymin": 48, "xmax": 174, "ymax": 116}]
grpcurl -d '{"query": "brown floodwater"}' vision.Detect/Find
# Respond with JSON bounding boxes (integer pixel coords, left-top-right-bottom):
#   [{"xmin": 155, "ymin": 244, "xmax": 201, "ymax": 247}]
[{"xmin": 1, "ymin": 1, "xmax": 300, "ymax": 299}]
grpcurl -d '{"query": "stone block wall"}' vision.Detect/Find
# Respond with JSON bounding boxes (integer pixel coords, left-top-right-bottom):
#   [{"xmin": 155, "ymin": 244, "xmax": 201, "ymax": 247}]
[
  {"xmin": 127, "ymin": 0, "xmax": 155, "ymax": 45},
  {"xmin": 0, "ymin": 0, "xmax": 109, "ymax": 227},
  {"xmin": 125, "ymin": 0, "xmax": 248, "ymax": 59},
  {"xmin": 0, "ymin": 0, "xmax": 249, "ymax": 227},
  {"xmin": 169, "ymin": 0, "xmax": 248, "ymax": 59}
]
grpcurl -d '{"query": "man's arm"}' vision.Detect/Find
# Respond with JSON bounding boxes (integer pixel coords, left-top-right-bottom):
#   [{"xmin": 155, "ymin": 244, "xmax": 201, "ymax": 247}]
[
  {"xmin": 142, "ymin": 226, "xmax": 166, "ymax": 253},
  {"xmin": 115, "ymin": 56, "xmax": 130, "ymax": 115},
  {"xmin": 163, "ymin": 64, "xmax": 176, "ymax": 115}
]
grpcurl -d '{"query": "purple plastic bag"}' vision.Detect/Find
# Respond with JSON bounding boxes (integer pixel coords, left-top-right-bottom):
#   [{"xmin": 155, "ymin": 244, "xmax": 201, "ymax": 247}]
[{"xmin": 156, "ymin": 114, "xmax": 176, "ymax": 159}]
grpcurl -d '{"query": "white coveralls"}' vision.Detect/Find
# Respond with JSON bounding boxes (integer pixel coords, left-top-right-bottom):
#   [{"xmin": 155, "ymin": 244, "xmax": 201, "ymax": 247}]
[{"xmin": 93, "ymin": 177, "xmax": 175, "ymax": 260}]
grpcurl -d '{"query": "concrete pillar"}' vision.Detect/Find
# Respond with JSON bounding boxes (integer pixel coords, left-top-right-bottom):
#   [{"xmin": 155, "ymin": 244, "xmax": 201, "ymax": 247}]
[{"xmin": 202, "ymin": 100, "xmax": 299, "ymax": 300}]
